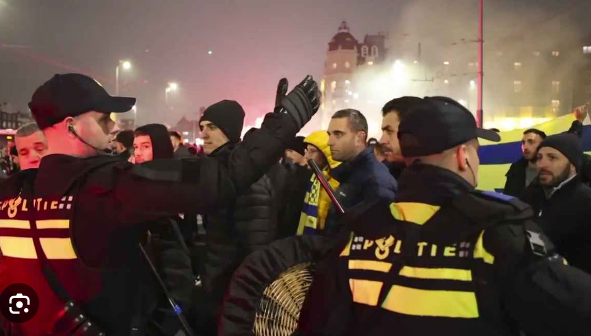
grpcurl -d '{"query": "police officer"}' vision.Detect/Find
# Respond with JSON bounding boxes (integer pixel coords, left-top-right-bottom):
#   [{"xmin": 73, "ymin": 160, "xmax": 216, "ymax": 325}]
[
  {"xmin": 0, "ymin": 73, "xmax": 319, "ymax": 335},
  {"xmin": 298, "ymin": 97, "xmax": 591, "ymax": 336}
]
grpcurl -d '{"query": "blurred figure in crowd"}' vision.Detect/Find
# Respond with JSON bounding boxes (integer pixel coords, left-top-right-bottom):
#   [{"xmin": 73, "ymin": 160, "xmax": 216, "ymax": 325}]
[
  {"xmin": 169, "ymin": 131, "xmax": 192, "ymax": 157},
  {"xmin": 15, "ymin": 122, "xmax": 47, "ymax": 170}
]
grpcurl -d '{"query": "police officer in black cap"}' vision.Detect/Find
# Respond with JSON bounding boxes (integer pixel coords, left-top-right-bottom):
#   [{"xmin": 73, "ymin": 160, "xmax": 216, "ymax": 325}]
[
  {"xmin": 0, "ymin": 73, "xmax": 320, "ymax": 335},
  {"xmin": 298, "ymin": 97, "xmax": 591, "ymax": 336}
]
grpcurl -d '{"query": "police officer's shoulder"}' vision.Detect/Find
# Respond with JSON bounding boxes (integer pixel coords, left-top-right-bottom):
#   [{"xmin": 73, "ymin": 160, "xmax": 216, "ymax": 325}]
[{"xmin": 455, "ymin": 190, "xmax": 533, "ymax": 222}]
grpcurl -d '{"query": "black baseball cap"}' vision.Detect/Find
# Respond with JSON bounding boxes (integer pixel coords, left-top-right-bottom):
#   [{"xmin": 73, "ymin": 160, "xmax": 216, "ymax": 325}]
[
  {"xmin": 398, "ymin": 96, "xmax": 500, "ymax": 157},
  {"xmin": 29, "ymin": 73, "xmax": 136, "ymax": 129}
]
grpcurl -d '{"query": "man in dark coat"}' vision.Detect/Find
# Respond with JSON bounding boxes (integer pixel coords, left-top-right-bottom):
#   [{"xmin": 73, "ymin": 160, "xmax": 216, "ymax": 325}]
[
  {"xmin": 169, "ymin": 131, "xmax": 192, "ymax": 158},
  {"xmin": 132, "ymin": 124, "xmax": 195, "ymax": 335},
  {"xmin": 522, "ymin": 133, "xmax": 591, "ymax": 273},
  {"xmin": 325, "ymin": 109, "xmax": 397, "ymax": 235},
  {"xmin": 197, "ymin": 100, "xmax": 280, "ymax": 334}
]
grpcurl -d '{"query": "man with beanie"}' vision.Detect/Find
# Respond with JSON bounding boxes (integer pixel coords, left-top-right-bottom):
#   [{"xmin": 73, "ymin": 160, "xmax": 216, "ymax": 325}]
[
  {"xmin": 169, "ymin": 131, "xmax": 192, "ymax": 158},
  {"xmin": 522, "ymin": 133, "xmax": 591, "ymax": 273},
  {"xmin": 132, "ymin": 124, "xmax": 195, "ymax": 335},
  {"xmin": 197, "ymin": 100, "xmax": 280, "ymax": 334},
  {"xmin": 297, "ymin": 130, "xmax": 341, "ymax": 235}
]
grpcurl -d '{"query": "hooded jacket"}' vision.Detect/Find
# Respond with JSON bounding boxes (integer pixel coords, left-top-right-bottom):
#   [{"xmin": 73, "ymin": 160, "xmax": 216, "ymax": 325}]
[
  {"xmin": 297, "ymin": 131, "xmax": 341, "ymax": 235},
  {"xmin": 132, "ymin": 124, "xmax": 194, "ymax": 336}
]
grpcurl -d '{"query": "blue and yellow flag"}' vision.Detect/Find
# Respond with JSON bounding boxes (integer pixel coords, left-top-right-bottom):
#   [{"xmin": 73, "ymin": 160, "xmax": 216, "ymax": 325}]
[{"xmin": 478, "ymin": 113, "xmax": 591, "ymax": 192}]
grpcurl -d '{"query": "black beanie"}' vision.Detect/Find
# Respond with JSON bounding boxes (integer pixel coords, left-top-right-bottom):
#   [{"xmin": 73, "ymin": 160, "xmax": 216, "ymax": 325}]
[
  {"xmin": 134, "ymin": 124, "xmax": 174, "ymax": 160},
  {"xmin": 199, "ymin": 100, "xmax": 245, "ymax": 143},
  {"xmin": 538, "ymin": 133, "xmax": 582, "ymax": 171}
]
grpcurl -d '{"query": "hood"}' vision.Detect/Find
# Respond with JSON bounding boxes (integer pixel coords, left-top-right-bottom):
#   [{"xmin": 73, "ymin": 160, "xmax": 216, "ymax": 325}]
[
  {"xmin": 304, "ymin": 131, "xmax": 340, "ymax": 169},
  {"xmin": 135, "ymin": 124, "xmax": 174, "ymax": 160}
]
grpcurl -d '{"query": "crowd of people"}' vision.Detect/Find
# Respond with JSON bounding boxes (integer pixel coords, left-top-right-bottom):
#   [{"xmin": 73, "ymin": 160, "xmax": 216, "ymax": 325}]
[{"xmin": 0, "ymin": 72, "xmax": 589, "ymax": 336}]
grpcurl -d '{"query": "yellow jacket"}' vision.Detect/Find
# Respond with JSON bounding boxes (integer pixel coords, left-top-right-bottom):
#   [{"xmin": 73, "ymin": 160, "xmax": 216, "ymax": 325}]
[{"xmin": 297, "ymin": 131, "xmax": 340, "ymax": 235}]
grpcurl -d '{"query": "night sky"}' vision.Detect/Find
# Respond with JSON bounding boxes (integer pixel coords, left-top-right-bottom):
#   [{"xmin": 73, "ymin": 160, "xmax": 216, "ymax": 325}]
[{"xmin": 1, "ymin": 0, "xmax": 589, "ymax": 127}]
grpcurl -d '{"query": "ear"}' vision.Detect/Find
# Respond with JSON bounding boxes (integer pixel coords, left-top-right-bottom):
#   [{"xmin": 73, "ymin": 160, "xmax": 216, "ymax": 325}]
[
  {"xmin": 64, "ymin": 117, "xmax": 76, "ymax": 138},
  {"xmin": 357, "ymin": 131, "xmax": 367, "ymax": 146},
  {"xmin": 456, "ymin": 145, "xmax": 469, "ymax": 171}
]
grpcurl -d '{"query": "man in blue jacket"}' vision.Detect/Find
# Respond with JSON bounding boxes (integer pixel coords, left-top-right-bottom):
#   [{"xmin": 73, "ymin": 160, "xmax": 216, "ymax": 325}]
[{"xmin": 325, "ymin": 109, "xmax": 397, "ymax": 235}]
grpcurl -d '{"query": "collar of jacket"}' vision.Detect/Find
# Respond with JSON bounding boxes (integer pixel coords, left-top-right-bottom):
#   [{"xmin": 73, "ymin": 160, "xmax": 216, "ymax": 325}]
[
  {"xmin": 36, "ymin": 154, "xmax": 122, "ymax": 197},
  {"xmin": 330, "ymin": 147, "xmax": 374, "ymax": 182},
  {"xmin": 396, "ymin": 163, "xmax": 474, "ymax": 205},
  {"xmin": 208, "ymin": 141, "xmax": 239, "ymax": 158},
  {"xmin": 543, "ymin": 174, "xmax": 580, "ymax": 199}
]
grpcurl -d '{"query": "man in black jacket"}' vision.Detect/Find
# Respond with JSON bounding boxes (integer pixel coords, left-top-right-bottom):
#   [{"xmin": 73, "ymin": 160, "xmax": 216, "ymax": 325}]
[
  {"xmin": 132, "ymin": 124, "xmax": 195, "ymax": 335},
  {"xmin": 326, "ymin": 109, "xmax": 397, "ymax": 235},
  {"xmin": 197, "ymin": 100, "xmax": 280, "ymax": 334},
  {"xmin": 114, "ymin": 129, "xmax": 134, "ymax": 161},
  {"xmin": 504, "ymin": 128, "xmax": 546, "ymax": 197},
  {"xmin": 0, "ymin": 73, "xmax": 319, "ymax": 335},
  {"xmin": 522, "ymin": 133, "xmax": 591, "ymax": 273}
]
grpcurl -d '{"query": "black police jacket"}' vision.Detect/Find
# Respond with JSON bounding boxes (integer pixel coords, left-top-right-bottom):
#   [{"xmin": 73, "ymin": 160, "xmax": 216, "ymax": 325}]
[
  {"xmin": 0, "ymin": 113, "xmax": 294, "ymax": 336},
  {"xmin": 298, "ymin": 164, "xmax": 591, "ymax": 336},
  {"xmin": 522, "ymin": 176, "xmax": 591, "ymax": 273}
]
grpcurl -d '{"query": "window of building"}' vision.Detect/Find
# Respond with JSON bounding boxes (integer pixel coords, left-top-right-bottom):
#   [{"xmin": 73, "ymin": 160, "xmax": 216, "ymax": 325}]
[
  {"xmin": 371, "ymin": 46, "xmax": 379, "ymax": 57},
  {"xmin": 345, "ymin": 61, "xmax": 351, "ymax": 69},
  {"xmin": 552, "ymin": 51, "xmax": 560, "ymax": 57},
  {"xmin": 345, "ymin": 80, "xmax": 351, "ymax": 85},
  {"xmin": 331, "ymin": 81, "xmax": 337, "ymax": 91},
  {"xmin": 552, "ymin": 81, "xmax": 560, "ymax": 93},
  {"xmin": 367, "ymin": 61, "xmax": 374, "ymax": 66},
  {"xmin": 361, "ymin": 46, "xmax": 369, "ymax": 57},
  {"xmin": 332, "ymin": 63, "xmax": 337, "ymax": 70},
  {"xmin": 533, "ymin": 51, "xmax": 541, "ymax": 57},
  {"xmin": 584, "ymin": 46, "xmax": 591, "ymax": 54},
  {"xmin": 514, "ymin": 80, "xmax": 522, "ymax": 93},
  {"xmin": 552, "ymin": 100, "xmax": 560, "ymax": 109},
  {"xmin": 514, "ymin": 62, "xmax": 522, "ymax": 70}
]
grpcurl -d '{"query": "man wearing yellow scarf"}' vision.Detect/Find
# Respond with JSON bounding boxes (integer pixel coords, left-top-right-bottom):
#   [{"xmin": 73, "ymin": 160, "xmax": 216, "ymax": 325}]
[{"xmin": 297, "ymin": 131, "xmax": 341, "ymax": 235}]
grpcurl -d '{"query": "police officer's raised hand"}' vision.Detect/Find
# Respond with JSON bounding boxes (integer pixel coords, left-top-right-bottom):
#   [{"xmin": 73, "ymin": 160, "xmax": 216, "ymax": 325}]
[{"xmin": 278, "ymin": 75, "xmax": 321, "ymax": 130}]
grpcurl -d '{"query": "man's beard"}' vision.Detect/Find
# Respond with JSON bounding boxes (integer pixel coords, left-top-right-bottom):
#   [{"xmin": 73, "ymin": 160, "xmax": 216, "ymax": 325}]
[{"xmin": 541, "ymin": 164, "xmax": 572, "ymax": 188}]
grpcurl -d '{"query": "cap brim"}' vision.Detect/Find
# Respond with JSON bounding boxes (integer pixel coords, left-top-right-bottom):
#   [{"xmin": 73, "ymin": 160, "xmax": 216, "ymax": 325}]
[
  {"xmin": 476, "ymin": 128, "xmax": 501, "ymax": 142},
  {"xmin": 95, "ymin": 96, "xmax": 136, "ymax": 113}
]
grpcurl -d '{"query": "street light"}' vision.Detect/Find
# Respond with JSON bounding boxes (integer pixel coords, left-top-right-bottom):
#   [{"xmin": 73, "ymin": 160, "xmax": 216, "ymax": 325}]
[
  {"xmin": 165, "ymin": 82, "xmax": 179, "ymax": 104},
  {"xmin": 115, "ymin": 60, "xmax": 132, "ymax": 96}
]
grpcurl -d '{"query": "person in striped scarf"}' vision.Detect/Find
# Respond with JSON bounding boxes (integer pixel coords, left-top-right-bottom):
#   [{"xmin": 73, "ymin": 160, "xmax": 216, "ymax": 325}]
[{"xmin": 297, "ymin": 130, "xmax": 340, "ymax": 235}]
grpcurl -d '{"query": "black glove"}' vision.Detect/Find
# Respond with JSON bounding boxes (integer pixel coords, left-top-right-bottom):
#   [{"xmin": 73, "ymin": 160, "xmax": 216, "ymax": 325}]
[
  {"xmin": 278, "ymin": 75, "xmax": 321, "ymax": 130},
  {"xmin": 274, "ymin": 78, "xmax": 289, "ymax": 114}
]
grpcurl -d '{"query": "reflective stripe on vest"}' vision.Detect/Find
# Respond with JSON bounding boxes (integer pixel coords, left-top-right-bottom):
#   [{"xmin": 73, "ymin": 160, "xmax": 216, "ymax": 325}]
[
  {"xmin": 0, "ymin": 196, "xmax": 77, "ymax": 260},
  {"xmin": 340, "ymin": 201, "xmax": 499, "ymax": 320}
]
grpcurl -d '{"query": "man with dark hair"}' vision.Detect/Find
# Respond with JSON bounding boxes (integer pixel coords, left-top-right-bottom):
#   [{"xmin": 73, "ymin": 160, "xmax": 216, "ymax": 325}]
[
  {"xmin": 522, "ymin": 133, "xmax": 591, "ymax": 273},
  {"xmin": 15, "ymin": 122, "xmax": 47, "ymax": 170},
  {"xmin": 113, "ymin": 129, "xmax": 134, "ymax": 160},
  {"xmin": 504, "ymin": 128, "xmax": 547, "ymax": 197},
  {"xmin": 131, "ymin": 124, "xmax": 194, "ymax": 335},
  {"xmin": 169, "ymin": 131, "xmax": 192, "ymax": 157},
  {"xmin": 326, "ymin": 109, "xmax": 397, "ymax": 235},
  {"xmin": 379, "ymin": 96, "xmax": 424, "ymax": 179}
]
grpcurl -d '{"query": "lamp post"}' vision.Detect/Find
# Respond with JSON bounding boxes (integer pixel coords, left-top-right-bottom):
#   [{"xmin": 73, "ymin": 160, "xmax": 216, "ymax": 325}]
[
  {"xmin": 115, "ymin": 60, "xmax": 132, "ymax": 96},
  {"xmin": 165, "ymin": 82, "xmax": 178, "ymax": 105}
]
